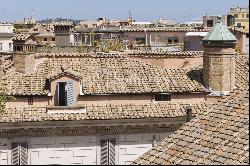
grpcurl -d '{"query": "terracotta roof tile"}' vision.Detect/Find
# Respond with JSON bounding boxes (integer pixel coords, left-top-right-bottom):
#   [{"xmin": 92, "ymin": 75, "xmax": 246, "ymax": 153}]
[
  {"xmin": 4, "ymin": 54, "xmax": 206, "ymax": 95},
  {"xmin": 121, "ymin": 27, "xmax": 210, "ymax": 32},
  {"xmin": 13, "ymin": 34, "xmax": 32, "ymax": 41},
  {"xmin": 126, "ymin": 51, "xmax": 204, "ymax": 58},
  {"xmin": 0, "ymin": 102, "xmax": 208, "ymax": 122},
  {"xmin": 133, "ymin": 89, "xmax": 249, "ymax": 165}
]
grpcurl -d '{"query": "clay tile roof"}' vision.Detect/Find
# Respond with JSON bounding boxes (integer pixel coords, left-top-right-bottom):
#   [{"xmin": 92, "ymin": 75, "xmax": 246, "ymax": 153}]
[
  {"xmin": 121, "ymin": 27, "xmax": 210, "ymax": 32},
  {"xmin": 13, "ymin": 34, "xmax": 32, "ymax": 41},
  {"xmin": 0, "ymin": 102, "xmax": 208, "ymax": 122},
  {"xmin": 133, "ymin": 89, "xmax": 249, "ymax": 165},
  {"xmin": 53, "ymin": 21, "xmax": 74, "ymax": 26},
  {"xmin": 235, "ymin": 55, "xmax": 249, "ymax": 91},
  {"xmin": 126, "ymin": 51, "xmax": 204, "ymax": 58},
  {"xmin": 3, "ymin": 53, "xmax": 206, "ymax": 95},
  {"xmin": 46, "ymin": 66, "xmax": 83, "ymax": 80}
]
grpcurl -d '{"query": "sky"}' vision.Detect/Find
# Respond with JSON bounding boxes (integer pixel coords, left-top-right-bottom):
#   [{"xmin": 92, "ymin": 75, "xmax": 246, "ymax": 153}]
[{"xmin": 0, "ymin": 0, "xmax": 248, "ymax": 23}]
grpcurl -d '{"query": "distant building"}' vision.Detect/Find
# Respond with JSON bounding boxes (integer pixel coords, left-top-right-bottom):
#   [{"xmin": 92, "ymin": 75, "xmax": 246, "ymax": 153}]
[
  {"xmin": 154, "ymin": 18, "xmax": 177, "ymax": 27},
  {"xmin": 185, "ymin": 32, "xmax": 208, "ymax": 51},
  {"xmin": 182, "ymin": 21, "xmax": 203, "ymax": 27},
  {"xmin": 12, "ymin": 34, "xmax": 37, "ymax": 52},
  {"xmin": 35, "ymin": 33, "xmax": 55, "ymax": 46},
  {"xmin": 54, "ymin": 22, "xmax": 76, "ymax": 47},
  {"xmin": 228, "ymin": 6, "xmax": 249, "ymax": 29},
  {"xmin": 203, "ymin": 15, "xmax": 227, "ymax": 28},
  {"xmin": 0, "ymin": 23, "xmax": 14, "ymax": 52},
  {"xmin": 131, "ymin": 22, "xmax": 155, "ymax": 28}
]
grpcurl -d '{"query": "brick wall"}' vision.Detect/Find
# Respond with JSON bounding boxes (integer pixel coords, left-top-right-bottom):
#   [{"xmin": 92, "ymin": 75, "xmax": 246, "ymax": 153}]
[
  {"xmin": 203, "ymin": 47, "xmax": 235, "ymax": 92},
  {"xmin": 13, "ymin": 53, "xmax": 35, "ymax": 74}
]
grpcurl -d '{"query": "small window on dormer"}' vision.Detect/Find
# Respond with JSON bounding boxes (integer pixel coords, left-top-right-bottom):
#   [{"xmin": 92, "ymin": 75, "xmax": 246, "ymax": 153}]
[
  {"xmin": 155, "ymin": 93, "xmax": 171, "ymax": 101},
  {"xmin": 28, "ymin": 97, "xmax": 33, "ymax": 105}
]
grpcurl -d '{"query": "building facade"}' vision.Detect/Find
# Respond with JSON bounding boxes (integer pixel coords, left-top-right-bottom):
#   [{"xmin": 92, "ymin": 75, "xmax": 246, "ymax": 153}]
[
  {"xmin": 0, "ymin": 23, "xmax": 14, "ymax": 53},
  {"xmin": 228, "ymin": 6, "xmax": 249, "ymax": 29},
  {"xmin": 0, "ymin": 50, "xmax": 209, "ymax": 165}
]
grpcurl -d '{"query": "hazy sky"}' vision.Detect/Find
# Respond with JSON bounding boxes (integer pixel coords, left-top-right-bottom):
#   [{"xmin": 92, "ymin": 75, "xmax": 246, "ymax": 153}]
[{"xmin": 0, "ymin": 0, "xmax": 248, "ymax": 23}]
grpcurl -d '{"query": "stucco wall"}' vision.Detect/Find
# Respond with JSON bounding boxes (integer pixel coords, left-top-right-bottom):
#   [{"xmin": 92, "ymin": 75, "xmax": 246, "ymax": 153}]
[
  {"xmin": 1, "ymin": 132, "xmax": 169, "ymax": 165},
  {"xmin": 0, "ymin": 139, "xmax": 8, "ymax": 165},
  {"xmin": 77, "ymin": 95, "xmax": 153, "ymax": 105},
  {"xmin": 6, "ymin": 92, "xmax": 207, "ymax": 108},
  {"xmin": 0, "ymin": 38, "xmax": 13, "ymax": 52},
  {"xmin": 5, "ymin": 97, "xmax": 49, "ymax": 108},
  {"xmin": 171, "ymin": 93, "xmax": 206, "ymax": 103},
  {"xmin": 131, "ymin": 56, "xmax": 203, "ymax": 69}
]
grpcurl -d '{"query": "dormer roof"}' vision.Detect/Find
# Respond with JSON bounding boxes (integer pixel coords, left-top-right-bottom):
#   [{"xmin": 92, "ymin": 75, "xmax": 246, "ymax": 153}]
[{"xmin": 46, "ymin": 66, "xmax": 83, "ymax": 81}]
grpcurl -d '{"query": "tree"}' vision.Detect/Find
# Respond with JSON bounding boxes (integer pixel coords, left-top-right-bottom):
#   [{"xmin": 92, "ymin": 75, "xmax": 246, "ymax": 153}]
[{"xmin": 93, "ymin": 39, "xmax": 125, "ymax": 53}]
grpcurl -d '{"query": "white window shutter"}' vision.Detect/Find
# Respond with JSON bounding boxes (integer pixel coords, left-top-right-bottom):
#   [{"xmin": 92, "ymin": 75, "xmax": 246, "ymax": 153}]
[
  {"xmin": 100, "ymin": 139, "xmax": 109, "ymax": 165},
  {"xmin": 11, "ymin": 142, "xmax": 28, "ymax": 165},
  {"xmin": 100, "ymin": 138, "xmax": 116, "ymax": 165},
  {"xmin": 108, "ymin": 139, "xmax": 116, "ymax": 165},
  {"xmin": 56, "ymin": 82, "xmax": 60, "ymax": 106},
  {"xmin": 11, "ymin": 143, "xmax": 19, "ymax": 165},
  {"xmin": 19, "ymin": 143, "xmax": 28, "ymax": 165},
  {"xmin": 66, "ymin": 81, "xmax": 75, "ymax": 106}
]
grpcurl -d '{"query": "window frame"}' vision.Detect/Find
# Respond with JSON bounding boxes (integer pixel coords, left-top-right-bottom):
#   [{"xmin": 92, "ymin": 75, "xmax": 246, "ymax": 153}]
[
  {"xmin": 56, "ymin": 80, "xmax": 76, "ymax": 107},
  {"xmin": 27, "ymin": 97, "xmax": 34, "ymax": 105},
  {"xmin": 100, "ymin": 138, "xmax": 116, "ymax": 165},
  {"xmin": 8, "ymin": 140, "xmax": 30, "ymax": 165},
  {"xmin": 154, "ymin": 93, "xmax": 171, "ymax": 102}
]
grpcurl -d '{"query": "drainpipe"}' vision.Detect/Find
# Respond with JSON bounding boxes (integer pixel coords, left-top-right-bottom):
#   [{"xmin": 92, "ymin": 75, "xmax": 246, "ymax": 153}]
[{"xmin": 186, "ymin": 105, "xmax": 192, "ymax": 122}]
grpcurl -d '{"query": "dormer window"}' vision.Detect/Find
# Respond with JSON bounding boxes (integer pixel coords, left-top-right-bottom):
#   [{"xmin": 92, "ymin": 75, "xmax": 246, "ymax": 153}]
[
  {"xmin": 57, "ymin": 81, "xmax": 76, "ymax": 106},
  {"xmin": 154, "ymin": 93, "xmax": 171, "ymax": 101}
]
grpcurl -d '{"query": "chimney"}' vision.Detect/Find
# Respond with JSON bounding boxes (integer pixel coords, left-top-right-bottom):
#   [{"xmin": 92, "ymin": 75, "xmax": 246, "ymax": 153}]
[
  {"xmin": 186, "ymin": 105, "xmax": 192, "ymax": 122},
  {"xmin": 202, "ymin": 16, "xmax": 237, "ymax": 93},
  {"xmin": 13, "ymin": 52, "xmax": 35, "ymax": 74}
]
